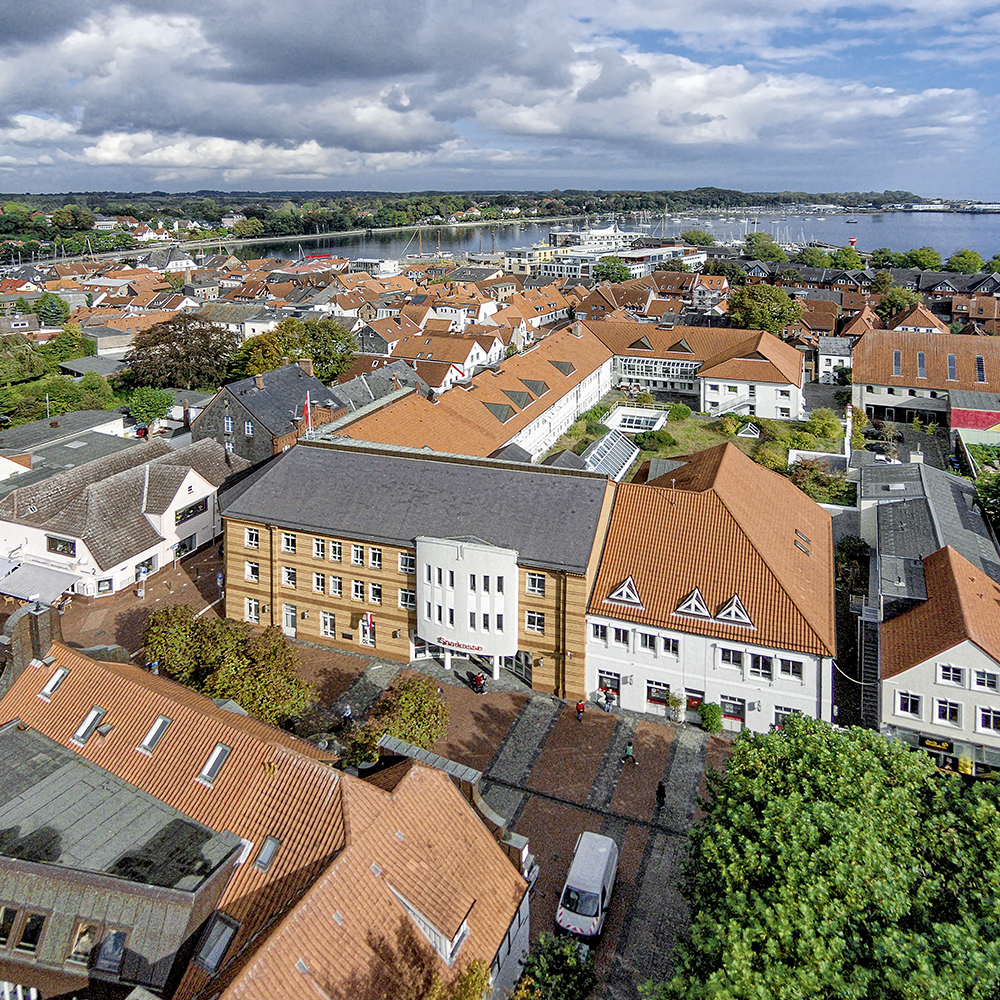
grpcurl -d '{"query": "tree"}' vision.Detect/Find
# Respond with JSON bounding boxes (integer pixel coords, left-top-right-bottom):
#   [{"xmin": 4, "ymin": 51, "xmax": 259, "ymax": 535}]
[
  {"xmin": 230, "ymin": 217, "xmax": 265, "ymax": 238},
  {"xmin": 905, "ymin": 245, "xmax": 943, "ymax": 271},
  {"xmin": 805, "ymin": 407, "xmax": 840, "ymax": 440},
  {"xmin": 679, "ymin": 228, "xmax": 715, "ymax": 246},
  {"xmin": 128, "ymin": 386, "xmax": 174, "ymax": 425},
  {"xmin": 726, "ymin": 284, "xmax": 803, "ymax": 336},
  {"xmin": 742, "ymin": 231, "xmax": 788, "ymax": 262},
  {"xmin": 512, "ymin": 932, "xmax": 596, "ymax": 1000},
  {"xmin": 123, "ymin": 315, "xmax": 240, "ymax": 390},
  {"xmin": 42, "ymin": 323, "xmax": 96, "ymax": 366},
  {"xmin": 230, "ymin": 316, "xmax": 356, "ymax": 383},
  {"xmin": 699, "ymin": 259, "xmax": 747, "ymax": 286},
  {"xmin": 835, "ymin": 534, "xmax": 871, "ymax": 592},
  {"xmin": 870, "ymin": 247, "xmax": 908, "ymax": 269},
  {"xmin": 793, "ymin": 247, "xmax": 831, "ymax": 268},
  {"xmin": 944, "ymin": 248, "xmax": 986, "ymax": 274},
  {"xmin": 871, "ymin": 269, "xmax": 895, "ymax": 294},
  {"xmin": 142, "ymin": 606, "xmax": 314, "ymax": 726},
  {"xmin": 593, "ymin": 256, "xmax": 631, "ymax": 283},
  {"xmin": 875, "ymin": 285, "xmax": 923, "ymax": 323},
  {"xmin": 32, "ymin": 292, "xmax": 70, "ymax": 328},
  {"xmin": 828, "ymin": 246, "xmax": 864, "ymax": 270},
  {"xmin": 650, "ymin": 715, "xmax": 1000, "ymax": 1000},
  {"xmin": 975, "ymin": 470, "xmax": 1000, "ymax": 525},
  {"xmin": 988, "ymin": 253, "xmax": 1000, "ymax": 274}
]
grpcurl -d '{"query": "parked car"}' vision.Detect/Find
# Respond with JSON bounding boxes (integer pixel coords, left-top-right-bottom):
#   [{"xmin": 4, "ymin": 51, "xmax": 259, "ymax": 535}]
[{"xmin": 555, "ymin": 832, "xmax": 619, "ymax": 939}]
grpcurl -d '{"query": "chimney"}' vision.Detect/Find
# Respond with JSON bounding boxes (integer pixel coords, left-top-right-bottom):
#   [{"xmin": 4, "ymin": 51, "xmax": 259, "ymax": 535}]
[
  {"xmin": 297, "ymin": 358, "xmax": 314, "ymax": 378},
  {"xmin": 281, "ymin": 356, "xmax": 290, "ymax": 367},
  {"xmin": 254, "ymin": 373, "xmax": 264, "ymax": 390}
]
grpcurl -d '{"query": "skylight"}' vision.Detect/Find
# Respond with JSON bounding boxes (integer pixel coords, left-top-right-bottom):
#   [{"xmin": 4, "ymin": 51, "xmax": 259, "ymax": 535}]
[
  {"xmin": 72, "ymin": 706, "xmax": 106, "ymax": 745},
  {"xmin": 39, "ymin": 666, "xmax": 69, "ymax": 700},
  {"xmin": 139, "ymin": 715, "xmax": 171, "ymax": 753},
  {"xmin": 197, "ymin": 743, "xmax": 232, "ymax": 786}
]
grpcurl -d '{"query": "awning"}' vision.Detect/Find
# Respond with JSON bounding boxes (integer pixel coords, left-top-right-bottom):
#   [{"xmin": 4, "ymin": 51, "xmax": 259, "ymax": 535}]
[{"xmin": 0, "ymin": 563, "xmax": 81, "ymax": 606}]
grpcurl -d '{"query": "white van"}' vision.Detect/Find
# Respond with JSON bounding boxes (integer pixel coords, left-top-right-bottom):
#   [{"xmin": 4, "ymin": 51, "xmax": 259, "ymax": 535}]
[{"xmin": 555, "ymin": 831, "xmax": 619, "ymax": 938}]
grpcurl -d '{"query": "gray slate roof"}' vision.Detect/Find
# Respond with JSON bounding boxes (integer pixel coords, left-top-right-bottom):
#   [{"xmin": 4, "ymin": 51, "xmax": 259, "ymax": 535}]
[
  {"xmin": 336, "ymin": 359, "xmax": 430, "ymax": 411},
  {"xmin": 0, "ymin": 410, "xmax": 125, "ymax": 452},
  {"xmin": 949, "ymin": 389, "xmax": 1000, "ymax": 411},
  {"xmin": 220, "ymin": 440, "xmax": 609, "ymax": 574},
  {"xmin": 57, "ymin": 355, "xmax": 127, "ymax": 377}
]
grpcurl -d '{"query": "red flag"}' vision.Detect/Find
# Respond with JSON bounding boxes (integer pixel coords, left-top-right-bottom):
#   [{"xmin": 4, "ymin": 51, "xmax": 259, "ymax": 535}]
[{"xmin": 302, "ymin": 392, "xmax": 311, "ymax": 431}]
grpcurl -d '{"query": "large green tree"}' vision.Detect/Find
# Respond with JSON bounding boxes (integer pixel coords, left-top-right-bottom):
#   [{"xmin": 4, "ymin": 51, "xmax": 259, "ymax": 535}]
[
  {"xmin": 905, "ymin": 246, "xmax": 943, "ymax": 271},
  {"xmin": 648, "ymin": 716, "xmax": 1000, "ymax": 1000},
  {"xmin": 793, "ymin": 247, "xmax": 832, "ymax": 268},
  {"xmin": 870, "ymin": 269, "xmax": 895, "ymax": 294},
  {"xmin": 742, "ymin": 231, "xmax": 788, "ymax": 262},
  {"xmin": 726, "ymin": 284, "xmax": 803, "ymax": 336},
  {"xmin": 828, "ymin": 246, "xmax": 864, "ymax": 270},
  {"xmin": 944, "ymin": 248, "xmax": 986, "ymax": 274},
  {"xmin": 699, "ymin": 260, "xmax": 747, "ymax": 286},
  {"xmin": 870, "ymin": 247, "xmax": 908, "ymax": 268},
  {"xmin": 230, "ymin": 316, "xmax": 356, "ymax": 383},
  {"xmin": 679, "ymin": 228, "xmax": 716, "ymax": 246},
  {"xmin": 593, "ymin": 256, "xmax": 632, "ymax": 283},
  {"xmin": 142, "ymin": 605, "xmax": 314, "ymax": 726},
  {"xmin": 123, "ymin": 314, "xmax": 240, "ymax": 390},
  {"xmin": 32, "ymin": 292, "xmax": 71, "ymax": 328},
  {"xmin": 128, "ymin": 386, "xmax": 174, "ymax": 425},
  {"xmin": 875, "ymin": 286, "xmax": 924, "ymax": 322}
]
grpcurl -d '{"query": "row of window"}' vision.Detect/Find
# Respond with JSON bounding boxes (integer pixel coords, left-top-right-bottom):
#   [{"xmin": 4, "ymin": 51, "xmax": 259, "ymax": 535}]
[
  {"xmin": 246, "ymin": 529, "xmax": 418, "ymax": 574},
  {"xmin": 889, "ymin": 349, "xmax": 986, "ymax": 383},
  {"xmin": 720, "ymin": 648, "xmax": 804, "ymax": 680},
  {"xmin": 424, "ymin": 603, "xmax": 509, "ymax": 632},
  {"xmin": 937, "ymin": 664, "xmax": 999, "ymax": 691},
  {"xmin": 224, "ymin": 416, "xmax": 254, "ymax": 435},
  {"xmin": 706, "ymin": 384, "xmax": 792, "ymax": 399},
  {"xmin": 425, "ymin": 564, "xmax": 522, "ymax": 594},
  {"xmin": 592, "ymin": 624, "xmax": 679, "ymax": 655},
  {"xmin": 898, "ymin": 691, "xmax": 1000, "ymax": 731}
]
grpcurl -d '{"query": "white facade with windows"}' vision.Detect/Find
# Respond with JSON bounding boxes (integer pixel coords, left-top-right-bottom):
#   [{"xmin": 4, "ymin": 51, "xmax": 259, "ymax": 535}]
[
  {"xmin": 699, "ymin": 378, "xmax": 805, "ymax": 420},
  {"xmin": 585, "ymin": 611, "xmax": 831, "ymax": 733}
]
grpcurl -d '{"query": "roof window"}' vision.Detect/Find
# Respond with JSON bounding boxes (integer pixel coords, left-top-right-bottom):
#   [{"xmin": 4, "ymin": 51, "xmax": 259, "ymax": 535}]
[
  {"xmin": 139, "ymin": 715, "xmax": 172, "ymax": 754},
  {"xmin": 254, "ymin": 836, "xmax": 281, "ymax": 871},
  {"xmin": 72, "ymin": 706, "xmax": 106, "ymax": 745},
  {"xmin": 39, "ymin": 666, "xmax": 69, "ymax": 700},
  {"xmin": 197, "ymin": 743, "xmax": 232, "ymax": 786}
]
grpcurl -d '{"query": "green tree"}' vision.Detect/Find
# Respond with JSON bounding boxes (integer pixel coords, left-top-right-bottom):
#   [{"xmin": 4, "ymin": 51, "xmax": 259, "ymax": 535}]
[
  {"xmin": 871, "ymin": 269, "xmax": 895, "ymax": 294},
  {"xmin": 128, "ymin": 386, "xmax": 174, "ymax": 425},
  {"xmin": 835, "ymin": 534, "xmax": 871, "ymax": 593},
  {"xmin": 651, "ymin": 715, "xmax": 1000, "ymax": 1000},
  {"xmin": 944, "ymin": 248, "xmax": 986, "ymax": 274},
  {"xmin": 0, "ymin": 334, "xmax": 48, "ymax": 387},
  {"xmin": 804, "ymin": 407, "xmax": 840, "ymax": 440},
  {"xmin": 828, "ymin": 246, "xmax": 864, "ymax": 270},
  {"xmin": 123, "ymin": 314, "xmax": 240, "ymax": 390},
  {"xmin": 726, "ymin": 284, "xmax": 803, "ymax": 336},
  {"xmin": 905, "ymin": 245, "xmax": 943, "ymax": 270},
  {"xmin": 679, "ymin": 228, "xmax": 715, "ymax": 246},
  {"xmin": 230, "ymin": 316, "xmax": 356, "ymax": 383},
  {"xmin": 870, "ymin": 247, "xmax": 908, "ymax": 268},
  {"xmin": 513, "ymin": 932, "xmax": 596, "ymax": 1000},
  {"xmin": 142, "ymin": 606, "xmax": 314, "ymax": 726},
  {"xmin": 742, "ymin": 231, "xmax": 788, "ymax": 262},
  {"xmin": 593, "ymin": 256, "xmax": 632, "ymax": 283},
  {"xmin": 975, "ymin": 470, "xmax": 1000, "ymax": 525},
  {"xmin": 32, "ymin": 292, "xmax": 70, "ymax": 328},
  {"xmin": 42, "ymin": 323, "xmax": 96, "ymax": 367},
  {"xmin": 988, "ymin": 253, "xmax": 1000, "ymax": 274},
  {"xmin": 793, "ymin": 247, "xmax": 832, "ymax": 268},
  {"xmin": 230, "ymin": 217, "xmax": 265, "ymax": 238},
  {"xmin": 699, "ymin": 260, "xmax": 747, "ymax": 286},
  {"xmin": 875, "ymin": 285, "xmax": 924, "ymax": 323}
]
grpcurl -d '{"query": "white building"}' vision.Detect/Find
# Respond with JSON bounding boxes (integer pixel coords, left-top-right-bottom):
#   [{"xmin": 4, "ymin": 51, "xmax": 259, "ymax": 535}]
[{"xmin": 585, "ymin": 443, "xmax": 836, "ymax": 732}]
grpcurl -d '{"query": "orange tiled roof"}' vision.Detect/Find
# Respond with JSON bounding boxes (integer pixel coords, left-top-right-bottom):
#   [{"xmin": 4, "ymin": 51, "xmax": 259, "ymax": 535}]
[
  {"xmin": 888, "ymin": 302, "xmax": 949, "ymax": 333},
  {"xmin": 698, "ymin": 330, "xmax": 804, "ymax": 387},
  {"xmin": 590, "ymin": 443, "xmax": 835, "ymax": 656}
]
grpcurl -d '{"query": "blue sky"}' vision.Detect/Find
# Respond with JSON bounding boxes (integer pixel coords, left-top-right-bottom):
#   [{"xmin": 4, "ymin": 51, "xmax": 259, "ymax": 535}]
[{"xmin": 0, "ymin": 0, "xmax": 997, "ymax": 195}]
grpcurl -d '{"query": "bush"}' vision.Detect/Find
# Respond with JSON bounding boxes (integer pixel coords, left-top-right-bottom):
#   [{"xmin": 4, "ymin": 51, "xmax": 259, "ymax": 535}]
[
  {"xmin": 635, "ymin": 391, "xmax": 654, "ymax": 405},
  {"xmin": 579, "ymin": 404, "xmax": 610, "ymax": 424},
  {"xmin": 789, "ymin": 460, "xmax": 857, "ymax": 505},
  {"xmin": 699, "ymin": 702, "xmax": 722, "ymax": 734},
  {"xmin": 786, "ymin": 430, "xmax": 818, "ymax": 451},
  {"xmin": 755, "ymin": 418, "xmax": 784, "ymax": 443},
  {"xmin": 805, "ymin": 407, "xmax": 840, "ymax": 440},
  {"xmin": 668, "ymin": 403, "xmax": 691, "ymax": 421},
  {"xmin": 752, "ymin": 442, "xmax": 788, "ymax": 472},
  {"xmin": 512, "ymin": 932, "xmax": 596, "ymax": 1000},
  {"xmin": 585, "ymin": 421, "xmax": 609, "ymax": 437},
  {"xmin": 849, "ymin": 404, "xmax": 868, "ymax": 430},
  {"xmin": 718, "ymin": 415, "xmax": 739, "ymax": 436},
  {"xmin": 633, "ymin": 428, "xmax": 677, "ymax": 451}
]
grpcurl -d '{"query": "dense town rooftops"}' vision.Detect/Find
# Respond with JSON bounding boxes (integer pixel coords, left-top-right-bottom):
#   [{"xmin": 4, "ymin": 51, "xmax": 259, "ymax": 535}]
[{"xmin": 220, "ymin": 439, "xmax": 611, "ymax": 574}]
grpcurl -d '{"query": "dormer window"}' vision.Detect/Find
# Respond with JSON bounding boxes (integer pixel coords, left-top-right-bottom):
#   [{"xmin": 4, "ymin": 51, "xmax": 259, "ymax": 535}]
[
  {"xmin": 716, "ymin": 594, "xmax": 753, "ymax": 627},
  {"xmin": 675, "ymin": 588, "xmax": 710, "ymax": 618},
  {"xmin": 604, "ymin": 576, "xmax": 643, "ymax": 609}
]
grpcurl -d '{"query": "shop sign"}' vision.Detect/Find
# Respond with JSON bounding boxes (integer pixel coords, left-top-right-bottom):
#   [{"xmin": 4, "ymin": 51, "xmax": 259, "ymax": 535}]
[
  {"xmin": 919, "ymin": 736, "xmax": 954, "ymax": 754},
  {"xmin": 437, "ymin": 636, "xmax": 484, "ymax": 652}
]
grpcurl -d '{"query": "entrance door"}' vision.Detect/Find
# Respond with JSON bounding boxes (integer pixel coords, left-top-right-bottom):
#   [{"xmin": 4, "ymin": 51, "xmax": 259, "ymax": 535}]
[
  {"xmin": 282, "ymin": 603, "xmax": 297, "ymax": 638},
  {"xmin": 505, "ymin": 650, "xmax": 532, "ymax": 685}
]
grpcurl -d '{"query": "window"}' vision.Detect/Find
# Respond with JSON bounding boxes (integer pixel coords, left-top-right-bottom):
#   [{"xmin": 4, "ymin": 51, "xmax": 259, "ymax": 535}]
[
  {"xmin": 399, "ymin": 553, "xmax": 415, "ymax": 574},
  {"xmin": 917, "ymin": 352, "xmax": 926, "ymax": 379},
  {"xmin": 281, "ymin": 566, "xmax": 296, "ymax": 588},
  {"xmin": 663, "ymin": 637, "xmax": 679, "ymax": 655},
  {"xmin": 426, "ymin": 564, "xmax": 432, "ymax": 583},
  {"xmin": 352, "ymin": 580, "xmax": 364, "ymax": 600},
  {"xmin": 68, "ymin": 921, "xmax": 100, "ymax": 964},
  {"xmin": 321, "ymin": 612, "xmax": 336, "ymax": 637},
  {"xmin": 721, "ymin": 696, "xmax": 746, "ymax": 721},
  {"xmin": 225, "ymin": 441, "xmax": 234, "ymax": 453},
  {"xmin": 592, "ymin": 623, "xmax": 608, "ymax": 641},
  {"xmin": 975, "ymin": 669, "xmax": 1000, "ymax": 692},
  {"xmin": 778, "ymin": 408, "xmax": 790, "ymax": 418},
  {"xmin": 980, "ymin": 707, "xmax": 1000, "ymax": 731},
  {"xmin": 777, "ymin": 389, "xmax": 790, "ymax": 398},
  {"xmin": 469, "ymin": 573, "xmax": 476, "ymax": 591},
  {"xmin": 330, "ymin": 540, "xmax": 342, "ymax": 562},
  {"xmin": 721, "ymin": 648, "xmax": 743, "ymax": 667},
  {"xmin": 39, "ymin": 666, "xmax": 69, "ymax": 699},
  {"xmin": 940, "ymin": 664, "xmax": 964, "ymax": 685},
  {"xmin": 313, "ymin": 572, "xmax": 325, "ymax": 593},
  {"xmin": 898, "ymin": 692, "xmax": 921, "ymax": 716},
  {"xmin": 469, "ymin": 611, "xmax": 476, "ymax": 629},
  {"xmin": 726, "ymin": 385, "xmax": 738, "ymax": 394},
  {"xmin": 370, "ymin": 548, "xmax": 382, "ymax": 569},
  {"xmin": 481, "ymin": 614, "xmax": 489, "ymax": 631},
  {"xmin": 936, "ymin": 700, "xmax": 961, "ymax": 726},
  {"xmin": 425, "ymin": 602, "xmax": 432, "ymax": 620},
  {"xmin": 780, "ymin": 658, "xmax": 803, "ymax": 680},
  {"xmin": 352, "ymin": 545, "xmax": 364, "ymax": 565},
  {"xmin": 254, "ymin": 836, "xmax": 281, "ymax": 872},
  {"xmin": 46, "ymin": 536, "xmax": 76, "ymax": 557},
  {"xmin": 370, "ymin": 583, "xmax": 382, "ymax": 604},
  {"xmin": 598, "ymin": 670, "xmax": 621, "ymax": 694},
  {"xmin": 448, "ymin": 569, "xmax": 455, "ymax": 588},
  {"xmin": 313, "ymin": 538, "xmax": 325, "ymax": 560},
  {"xmin": 750, "ymin": 654, "xmax": 772, "ymax": 679},
  {"xmin": 646, "ymin": 680, "xmax": 670, "ymax": 706},
  {"xmin": 437, "ymin": 567, "xmax": 443, "ymax": 585},
  {"xmin": 774, "ymin": 706, "xmax": 794, "ymax": 728},
  {"xmin": 640, "ymin": 632, "xmax": 656, "ymax": 651},
  {"xmin": 97, "ymin": 578, "xmax": 113, "ymax": 593},
  {"xmin": 72, "ymin": 706, "xmax": 106, "ymax": 745},
  {"xmin": 245, "ymin": 561, "xmax": 259, "ymax": 582},
  {"xmin": 139, "ymin": 715, "xmax": 171, "ymax": 753},
  {"xmin": 194, "ymin": 914, "xmax": 239, "ymax": 972},
  {"xmin": 526, "ymin": 573, "xmax": 546, "ymax": 595},
  {"xmin": 245, "ymin": 597, "xmax": 260, "ymax": 623},
  {"xmin": 176, "ymin": 497, "xmax": 208, "ymax": 525},
  {"xmin": 16, "ymin": 914, "xmax": 45, "ymax": 954},
  {"xmin": 330, "ymin": 576, "xmax": 342, "ymax": 596},
  {"xmin": 948, "ymin": 353, "xmax": 957, "ymax": 380},
  {"xmin": 496, "ymin": 613, "xmax": 503, "ymax": 632},
  {"xmin": 95, "ymin": 929, "xmax": 126, "ymax": 974},
  {"xmin": 0, "ymin": 907, "xmax": 15, "ymax": 947},
  {"xmin": 977, "ymin": 355, "xmax": 986, "ymax": 383},
  {"xmin": 892, "ymin": 349, "xmax": 902, "ymax": 377},
  {"xmin": 526, "ymin": 611, "xmax": 545, "ymax": 633},
  {"xmin": 245, "ymin": 528, "xmax": 259, "ymax": 549},
  {"xmin": 198, "ymin": 743, "xmax": 232, "ymax": 785},
  {"xmin": 708, "ymin": 383, "xmax": 719, "ymax": 392},
  {"xmin": 613, "ymin": 627, "xmax": 629, "ymax": 646},
  {"xmin": 281, "ymin": 532, "xmax": 296, "ymax": 553},
  {"xmin": 482, "ymin": 576, "xmax": 490, "ymax": 593},
  {"xmin": 497, "ymin": 576, "xmax": 504, "ymax": 593},
  {"xmin": 244, "ymin": 420, "xmax": 254, "ymax": 436},
  {"xmin": 224, "ymin": 415, "xmax": 234, "ymax": 433},
  {"xmin": 399, "ymin": 589, "xmax": 416, "ymax": 609}
]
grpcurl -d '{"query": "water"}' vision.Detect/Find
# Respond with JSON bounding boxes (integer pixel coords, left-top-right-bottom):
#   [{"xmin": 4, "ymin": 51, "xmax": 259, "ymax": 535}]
[{"xmin": 267, "ymin": 213, "xmax": 1000, "ymax": 262}]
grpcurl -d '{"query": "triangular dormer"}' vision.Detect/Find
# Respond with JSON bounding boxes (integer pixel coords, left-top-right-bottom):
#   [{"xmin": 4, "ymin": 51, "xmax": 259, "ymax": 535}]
[
  {"xmin": 668, "ymin": 338, "xmax": 693, "ymax": 353},
  {"xmin": 604, "ymin": 576, "xmax": 644, "ymax": 609},
  {"xmin": 738, "ymin": 351, "xmax": 767, "ymax": 361},
  {"xmin": 674, "ymin": 587, "xmax": 710, "ymax": 618},
  {"xmin": 629, "ymin": 336, "xmax": 654, "ymax": 351},
  {"xmin": 716, "ymin": 594, "xmax": 754, "ymax": 628}
]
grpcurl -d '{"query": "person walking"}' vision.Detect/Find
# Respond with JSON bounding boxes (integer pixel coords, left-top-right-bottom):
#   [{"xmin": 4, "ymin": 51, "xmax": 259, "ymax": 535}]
[
  {"xmin": 655, "ymin": 780, "xmax": 666, "ymax": 809},
  {"xmin": 621, "ymin": 740, "xmax": 637, "ymax": 766},
  {"xmin": 603, "ymin": 689, "xmax": 615, "ymax": 712},
  {"xmin": 576, "ymin": 699, "xmax": 586, "ymax": 722}
]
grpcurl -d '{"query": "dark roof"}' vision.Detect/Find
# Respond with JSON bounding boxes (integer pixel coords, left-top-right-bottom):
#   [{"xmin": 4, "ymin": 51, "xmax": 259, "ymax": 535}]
[
  {"xmin": 216, "ymin": 364, "xmax": 345, "ymax": 436},
  {"xmin": 949, "ymin": 389, "xmax": 1000, "ymax": 411},
  {"xmin": 0, "ymin": 410, "xmax": 125, "ymax": 452},
  {"xmin": 541, "ymin": 449, "xmax": 587, "ymax": 470},
  {"xmin": 56, "ymin": 355, "xmax": 127, "ymax": 377},
  {"xmin": 335, "ymin": 359, "xmax": 430, "ymax": 411},
  {"xmin": 220, "ymin": 440, "xmax": 610, "ymax": 574}
]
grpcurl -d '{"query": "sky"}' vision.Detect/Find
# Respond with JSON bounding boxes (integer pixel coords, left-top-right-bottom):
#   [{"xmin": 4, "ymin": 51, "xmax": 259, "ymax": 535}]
[{"xmin": 1, "ymin": 1, "xmax": 998, "ymax": 197}]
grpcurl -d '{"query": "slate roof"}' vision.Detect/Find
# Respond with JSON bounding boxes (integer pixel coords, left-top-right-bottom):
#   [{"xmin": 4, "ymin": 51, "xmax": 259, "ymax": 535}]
[
  {"xmin": 592, "ymin": 443, "xmax": 836, "ymax": 656},
  {"xmin": 0, "ymin": 439, "xmax": 250, "ymax": 570},
  {"xmin": 220, "ymin": 440, "xmax": 611, "ymax": 574},
  {"xmin": 56, "ymin": 355, "xmax": 127, "ymax": 377},
  {"xmin": 0, "ymin": 410, "xmax": 125, "ymax": 452}
]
